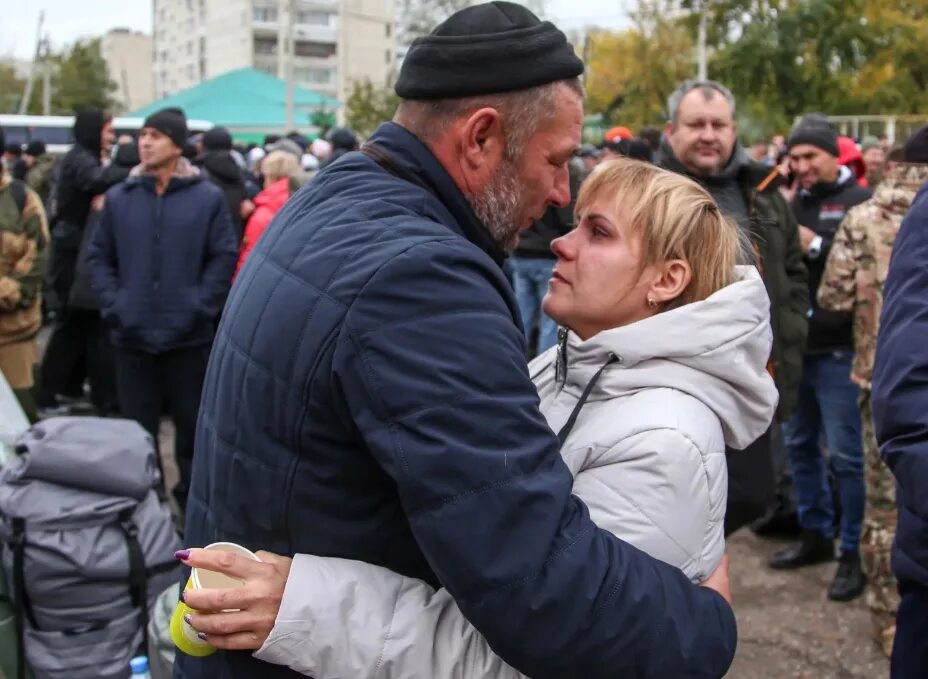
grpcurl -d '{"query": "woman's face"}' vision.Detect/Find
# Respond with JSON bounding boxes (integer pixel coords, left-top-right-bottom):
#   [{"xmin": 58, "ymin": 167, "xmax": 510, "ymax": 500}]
[{"xmin": 542, "ymin": 198, "xmax": 657, "ymax": 340}]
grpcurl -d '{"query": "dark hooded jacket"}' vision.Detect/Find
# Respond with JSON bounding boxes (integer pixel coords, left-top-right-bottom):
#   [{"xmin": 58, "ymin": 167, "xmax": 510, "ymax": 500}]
[
  {"xmin": 50, "ymin": 109, "xmax": 129, "ymax": 299},
  {"xmin": 194, "ymin": 151, "xmax": 247, "ymax": 240}
]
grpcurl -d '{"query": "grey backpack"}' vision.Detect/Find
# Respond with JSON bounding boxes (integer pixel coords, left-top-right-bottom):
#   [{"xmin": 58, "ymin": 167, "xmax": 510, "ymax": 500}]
[{"xmin": 0, "ymin": 417, "xmax": 182, "ymax": 679}]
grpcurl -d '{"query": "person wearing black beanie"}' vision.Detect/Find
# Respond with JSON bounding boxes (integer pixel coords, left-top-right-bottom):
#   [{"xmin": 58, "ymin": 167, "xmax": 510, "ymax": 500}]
[
  {"xmin": 90, "ymin": 102, "xmax": 237, "ymax": 513},
  {"xmin": 175, "ymin": 5, "xmax": 742, "ymax": 679},
  {"xmin": 194, "ymin": 126, "xmax": 248, "ymax": 240},
  {"xmin": 903, "ymin": 123, "xmax": 928, "ymax": 164}
]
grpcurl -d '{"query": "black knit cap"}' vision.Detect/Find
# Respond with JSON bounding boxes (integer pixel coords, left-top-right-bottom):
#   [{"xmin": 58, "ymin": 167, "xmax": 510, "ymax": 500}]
[
  {"xmin": 904, "ymin": 124, "xmax": 928, "ymax": 164},
  {"xmin": 787, "ymin": 113, "xmax": 839, "ymax": 157},
  {"xmin": 143, "ymin": 107, "xmax": 188, "ymax": 150},
  {"xmin": 395, "ymin": 1, "xmax": 584, "ymax": 100},
  {"xmin": 25, "ymin": 140, "xmax": 46, "ymax": 157}
]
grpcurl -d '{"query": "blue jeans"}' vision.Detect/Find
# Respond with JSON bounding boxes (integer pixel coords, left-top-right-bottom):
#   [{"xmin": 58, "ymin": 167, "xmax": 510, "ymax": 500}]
[
  {"xmin": 784, "ymin": 351, "xmax": 865, "ymax": 554},
  {"xmin": 511, "ymin": 257, "xmax": 559, "ymax": 354}
]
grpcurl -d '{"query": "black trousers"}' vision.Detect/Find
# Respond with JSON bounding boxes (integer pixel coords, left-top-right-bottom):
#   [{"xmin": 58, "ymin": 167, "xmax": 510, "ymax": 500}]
[
  {"xmin": 725, "ymin": 425, "xmax": 776, "ymax": 536},
  {"xmin": 892, "ymin": 580, "xmax": 928, "ymax": 678},
  {"xmin": 114, "ymin": 344, "xmax": 211, "ymax": 510},
  {"xmin": 39, "ymin": 307, "xmax": 117, "ymax": 410}
]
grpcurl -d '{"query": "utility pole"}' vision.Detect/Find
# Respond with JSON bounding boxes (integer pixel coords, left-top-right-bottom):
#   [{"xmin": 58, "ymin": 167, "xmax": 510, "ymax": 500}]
[
  {"xmin": 696, "ymin": 1, "xmax": 708, "ymax": 80},
  {"xmin": 279, "ymin": 0, "xmax": 296, "ymax": 131},
  {"xmin": 19, "ymin": 11, "xmax": 45, "ymax": 114},
  {"xmin": 41, "ymin": 39, "xmax": 52, "ymax": 115}
]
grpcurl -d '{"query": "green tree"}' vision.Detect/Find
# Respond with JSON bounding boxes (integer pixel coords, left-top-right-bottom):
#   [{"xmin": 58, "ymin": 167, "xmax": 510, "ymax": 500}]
[
  {"xmin": 344, "ymin": 78, "xmax": 401, "ymax": 139},
  {"xmin": 0, "ymin": 64, "xmax": 27, "ymax": 113},
  {"xmin": 585, "ymin": 1, "xmax": 694, "ymax": 130},
  {"xmin": 50, "ymin": 38, "xmax": 117, "ymax": 114}
]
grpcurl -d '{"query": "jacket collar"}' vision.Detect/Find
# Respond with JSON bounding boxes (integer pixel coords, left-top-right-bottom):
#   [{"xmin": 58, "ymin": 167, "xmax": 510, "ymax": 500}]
[
  {"xmin": 364, "ymin": 122, "xmax": 506, "ymax": 266},
  {"xmin": 126, "ymin": 157, "xmax": 202, "ymax": 194}
]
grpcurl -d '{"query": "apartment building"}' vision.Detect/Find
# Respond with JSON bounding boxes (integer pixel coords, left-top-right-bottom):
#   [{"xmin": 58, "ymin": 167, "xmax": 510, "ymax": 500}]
[
  {"xmin": 152, "ymin": 0, "xmax": 395, "ymax": 104},
  {"xmin": 101, "ymin": 29, "xmax": 155, "ymax": 112}
]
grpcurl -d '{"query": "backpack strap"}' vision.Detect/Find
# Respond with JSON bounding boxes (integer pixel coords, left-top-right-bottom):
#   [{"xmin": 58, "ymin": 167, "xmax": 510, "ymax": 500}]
[
  {"xmin": 11, "ymin": 517, "xmax": 35, "ymax": 679},
  {"xmin": 117, "ymin": 508, "xmax": 149, "ymax": 658},
  {"xmin": 9, "ymin": 179, "xmax": 27, "ymax": 215}
]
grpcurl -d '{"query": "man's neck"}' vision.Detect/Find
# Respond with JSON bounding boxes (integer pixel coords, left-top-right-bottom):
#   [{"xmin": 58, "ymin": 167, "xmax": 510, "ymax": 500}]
[{"xmin": 151, "ymin": 159, "xmax": 179, "ymax": 195}]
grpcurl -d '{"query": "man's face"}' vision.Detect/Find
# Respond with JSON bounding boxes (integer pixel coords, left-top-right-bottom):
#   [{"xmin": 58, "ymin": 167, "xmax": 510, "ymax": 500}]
[
  {"xmin": 23, "ymin": 154, "xmax": 36, "ymax": 168},
  {"xmin": 772, "ymin": 134, "xmax": 786, "ymax": 151},
  {"xmin": 665, "ymin": 88, "xmax": 737, "ymax": 177},
  {"xmin": 471, "ymin": 85, "xmax": 583, "ymax": 251},
  {"xmin": 863, "ymin": 147, "xmax": 886, "ymax": 177},
  {"xmin": 138, "ymin": 127, "xmax": 180, "ymax": 169},
  {"xmin": 101, "ymin": 120, "xmax": 115, "ymax": 155},
  {"xmin": 789, "ymin": 143, "xmax": 839, "ymax": 190},
  {"xmin": 750, "ymin": 142, "xmax": 767, "ymax": 161}
]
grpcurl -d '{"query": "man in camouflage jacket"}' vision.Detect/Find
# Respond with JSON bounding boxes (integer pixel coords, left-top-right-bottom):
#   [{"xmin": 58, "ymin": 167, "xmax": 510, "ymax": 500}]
[
  {"xmin": 0, "ymin": 126, "xmax": 50, "ymax": 421},
  {"xmin": 818, "ymin": 140, "xmax": 928, "ymax": 656}
]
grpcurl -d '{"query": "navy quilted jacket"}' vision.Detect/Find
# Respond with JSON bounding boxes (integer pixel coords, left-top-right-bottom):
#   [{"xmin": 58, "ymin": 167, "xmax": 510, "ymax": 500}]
[
  {"xmin": 89, "ymin": 165, "xmax": 237, "ymax": 353},
  {"xmin": 873, "ymin": 182, "xmax": 928, "ymax": 588},
  {"xmin": 179, "ymin": 123, "xmax": 737, "ymax": 679}
]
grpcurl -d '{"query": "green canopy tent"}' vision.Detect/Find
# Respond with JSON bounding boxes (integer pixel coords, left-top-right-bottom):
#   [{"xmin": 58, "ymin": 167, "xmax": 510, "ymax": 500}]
[{"xmin": 130, "ymin": 68, "xmax": 340, "ymax": 142}]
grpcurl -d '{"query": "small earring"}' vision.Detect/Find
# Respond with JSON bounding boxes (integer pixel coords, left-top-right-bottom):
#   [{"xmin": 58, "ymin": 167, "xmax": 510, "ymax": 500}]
[{"xmin": 647, "ymin": 296, "xmax": 659, "ymax": 310}]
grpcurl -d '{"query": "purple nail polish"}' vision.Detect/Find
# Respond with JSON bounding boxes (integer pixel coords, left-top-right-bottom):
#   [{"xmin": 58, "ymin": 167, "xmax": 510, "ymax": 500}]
[
  {"xmin": 197, "ymin": 632, "xmax": 208, "ymax": 641},
  {"xmin": 175, "ymin": 549, "xmax": 190, "ymax": 560},
  {"xmin": 183, "ymin": 614, "xmax": 192, "ymax": 625}
]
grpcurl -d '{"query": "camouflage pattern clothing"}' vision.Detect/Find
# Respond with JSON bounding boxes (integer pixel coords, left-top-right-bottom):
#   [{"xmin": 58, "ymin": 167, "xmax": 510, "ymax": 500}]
[
  {"xmin": 817, "ymin": 162, "xmax": 928, "ymax": 656},
  {"xmin": 860, "ymin": 390, "xmax": 897, "ymax": 656},
  {"xmin": 817, "ymin": 162, "xmax": 928, "ymax": 389}
]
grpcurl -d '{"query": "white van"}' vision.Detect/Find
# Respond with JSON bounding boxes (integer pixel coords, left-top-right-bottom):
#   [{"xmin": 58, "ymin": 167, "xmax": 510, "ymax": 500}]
[{"xmin": 0, "ymin": 114, "xmax": 213, "ymax": 155}]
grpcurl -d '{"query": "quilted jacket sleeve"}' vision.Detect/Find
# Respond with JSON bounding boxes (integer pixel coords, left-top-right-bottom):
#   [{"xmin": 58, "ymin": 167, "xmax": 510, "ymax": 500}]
[
  {"xmin": 255, "ymin": 555, "xmax": 526, "ymax": 679},
  {"xmin": 330, "ymin": 237, "xmax": 737, "ymax": 679}
]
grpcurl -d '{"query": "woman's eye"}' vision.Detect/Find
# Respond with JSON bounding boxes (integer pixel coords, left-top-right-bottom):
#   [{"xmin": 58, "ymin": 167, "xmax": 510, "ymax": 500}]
[{"xmin": 592, "ymin": 226, "xmax": 609, "ymax": 238}]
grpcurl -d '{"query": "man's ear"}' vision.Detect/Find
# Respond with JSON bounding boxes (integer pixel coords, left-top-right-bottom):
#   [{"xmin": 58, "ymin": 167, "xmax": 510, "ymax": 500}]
[{"xmin": 459, "ymin": 107, "xmax": 505, "ymax": 177}]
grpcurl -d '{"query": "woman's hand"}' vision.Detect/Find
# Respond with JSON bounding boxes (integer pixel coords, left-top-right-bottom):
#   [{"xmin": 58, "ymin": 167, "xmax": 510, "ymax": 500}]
[
  {"xmin": 177, "ymin": 548, "xmax": 293, "ymax": 651},
  {"xmin": 700, "ymin": 552, "xmax": 732, "ymax": 606}
]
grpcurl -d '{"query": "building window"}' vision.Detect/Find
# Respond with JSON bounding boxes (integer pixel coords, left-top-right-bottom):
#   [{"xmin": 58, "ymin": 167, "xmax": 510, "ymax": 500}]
[
  {"xmin": 386, "ymin": 23, "xmax": 391, "ymax": 38},
  {"xmin": 386, "ymin": 49, "xmax": 391, "ymax": 64},
  {"xmin": 295, "ymin": 11, "xmax": 331, "ymax": 25},
  {"xmin": 294, "ymin": 41, "xmax": 336, "ymax": 58},
  {"xmin": 199, "ymin": 59, "xmax": 206, "ymax": 79},
  {"xmin": 185, "ymin": 18, "xmax": 194, "ymax": 31},
  {"xmin": 254, "ymin": 37, "xmax": 278, "ymax": 55},
  {"xmin": 294, "ymin": 67, "xmax": 334, "ymax": 85},
  {"xmin": 187, "ymin": 40, "xmax": 194, "ymax": 56},
  {"xmin": 253, "ymin": 6, "xmax": 278, "ymax": 22}
]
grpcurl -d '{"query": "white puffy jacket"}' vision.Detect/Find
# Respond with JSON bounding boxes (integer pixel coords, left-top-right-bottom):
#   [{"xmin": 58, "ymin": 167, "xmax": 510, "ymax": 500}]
[{"xmin": 253, "ymin": 266, "xmax": 778, "ymax": 678}]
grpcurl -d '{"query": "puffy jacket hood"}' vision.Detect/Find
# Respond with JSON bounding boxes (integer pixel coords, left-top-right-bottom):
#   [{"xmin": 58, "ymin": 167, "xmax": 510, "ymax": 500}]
[
  {"xmin": 73, "ymin": 109, "xmax": 105, "ymax": 154},
  {"xmin": 838, "ymin": 136, "xmax": 867, "ymax": 185},
  {"xmin": 196, "ymin": 150, "xmax": 243, "ymax": 184},
  {"xmin": 545, "ymin": 266, "xmax": 777, "ymax": 449}
]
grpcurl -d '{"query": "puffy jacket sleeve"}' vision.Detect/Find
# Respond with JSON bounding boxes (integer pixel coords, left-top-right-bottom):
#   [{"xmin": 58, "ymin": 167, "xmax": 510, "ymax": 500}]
[
  {"xmin": 197, "ymin": 191, "xmax": 238, "ymax": 317},
  {"xmin": 330, "ymin": 237, "xmax": 736, "ymax": 679},
  {"xmin": 873, "ymin": 187, "xmax": 928, "ymax": 522},
  {"xmin": 0, "ymin": 186, "xmax": 49, "ymax": 311},
  {"xmin": 255, "ymin": 555, "xmax": 526, "ymax": 679},
  {"xmin": 88, "ymin": 192, "xmax": 120, "ymax": 318},
  {"xmin": 69, "ymin": 151, "xmax": 129, "ymax": 196},
  {"xmin": 236, "ymin": 204, "xmax": 274, "ymax": 278},
  {"xmin": 817, "ymin": 205, "xmax": 860, "ymax": 312}
]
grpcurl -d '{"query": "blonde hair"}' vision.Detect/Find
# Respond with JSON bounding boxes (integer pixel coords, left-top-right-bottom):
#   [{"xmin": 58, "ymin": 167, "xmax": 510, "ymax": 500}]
[
  {"xmin": 576, "ymin": 158, "xmax": 746, "ymax": 306},
  {"xmin": 262, "ymin": 150, "xmax": 300, "ymax": 183}
]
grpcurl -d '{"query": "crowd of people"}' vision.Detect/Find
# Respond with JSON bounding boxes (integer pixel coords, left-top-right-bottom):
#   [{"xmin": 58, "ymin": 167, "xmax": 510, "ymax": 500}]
[{"xmin": 2, "ymin": 1, "xmax": 928, "ymax": 677}]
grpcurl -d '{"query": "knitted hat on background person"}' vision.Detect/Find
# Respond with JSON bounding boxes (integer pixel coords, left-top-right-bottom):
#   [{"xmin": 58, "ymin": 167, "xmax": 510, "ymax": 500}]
[
  {"xmin": 787, "ymin": 113, "xmax": 839, "ymax": 157},
  {"xmin": 904, "ymin": 124, "xmax": 928, "ymax": 164},
  {"xmin": 395, "ymin": 1, "xmax": 584, "ymax": 100},
  {"xmin": 861, "ymin": 136, "xmax": 881, "ymax": 153},
  {"xmin": 203, "ymin": 127, "xmax": 233, "ymax": 152},
  {"xmin": 142, "ymin": 108, "xmax": 188, "ymax": 150},
  {"xmin": 267, "ymin": 138, "xmax": 303, "ymax": 161},
  {"xmin": 25, "ymin": 140, "xmax": 46, "ymax": 157}
]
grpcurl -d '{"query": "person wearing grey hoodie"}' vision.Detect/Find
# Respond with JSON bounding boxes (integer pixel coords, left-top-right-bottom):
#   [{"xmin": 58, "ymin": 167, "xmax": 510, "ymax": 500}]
[
  {"xmin": 661, "ymin": 79, "xmax": 809, "ymax": 539},
  {"xmin": 178, "ymin": 160, "xmax": 779, "ymax": 679}
]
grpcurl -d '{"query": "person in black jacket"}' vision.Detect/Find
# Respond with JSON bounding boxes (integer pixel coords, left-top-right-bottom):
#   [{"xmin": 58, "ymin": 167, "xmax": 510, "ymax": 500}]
[
  {"xmin": 89, "ymin": 108, "xmax": 238, "ymax": 509},
  {"xmin": 770, "ymin": 114, "xmax": 872, "ymax": 603},
  {"xmin": 38, "ymin": 109, "xmax": 128, "ymax": 415},
  {"xmin": 195, "ymin": 127, "xmax": 247, "ymax": 241}
]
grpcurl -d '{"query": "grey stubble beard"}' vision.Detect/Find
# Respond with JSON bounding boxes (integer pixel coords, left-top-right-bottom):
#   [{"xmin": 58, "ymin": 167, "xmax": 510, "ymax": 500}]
[{"xmin": 469, "ymin": 158, "xmax": 525, "ymax": 252}]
